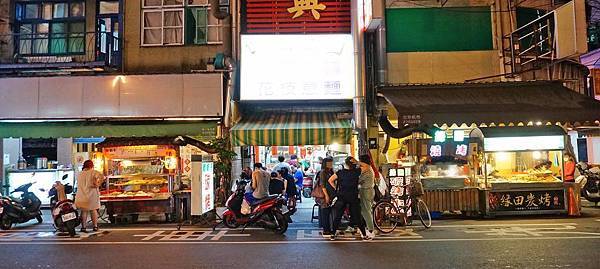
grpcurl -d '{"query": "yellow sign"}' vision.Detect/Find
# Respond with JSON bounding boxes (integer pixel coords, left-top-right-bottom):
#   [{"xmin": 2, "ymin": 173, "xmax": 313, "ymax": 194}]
[{"xmin": 287, "ymin": 0, "xmax": 327, "ymax": 20}]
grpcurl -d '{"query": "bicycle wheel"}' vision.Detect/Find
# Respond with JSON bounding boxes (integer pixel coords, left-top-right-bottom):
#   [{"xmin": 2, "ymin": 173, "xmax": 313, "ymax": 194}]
[
  {"xmin": 373, "ymin": 201, "xmax": 398, "ymax": 234},
  {"xmin": 416, "ymin": 199, "xmax": 432, "ymax": 228}
]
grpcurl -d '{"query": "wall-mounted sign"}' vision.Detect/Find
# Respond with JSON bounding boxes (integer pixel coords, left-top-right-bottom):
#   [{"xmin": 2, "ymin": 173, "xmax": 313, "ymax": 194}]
[
  {"xmin": 288, "ymin": 0, "xmax": 326, "ymax": 20},
  {"xmin": 243, "ymin": 0, "xmax": 351, "ymax": 34},
  {"xmin": 240, "ymin": 34, "xmax": 354, "ymax": 101}
]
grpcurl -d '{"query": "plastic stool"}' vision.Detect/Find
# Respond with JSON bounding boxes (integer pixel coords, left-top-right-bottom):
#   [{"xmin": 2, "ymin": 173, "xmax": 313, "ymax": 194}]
[{"xmin": 311, "ymin": 203, "xmax": 319, "ymax": 223}]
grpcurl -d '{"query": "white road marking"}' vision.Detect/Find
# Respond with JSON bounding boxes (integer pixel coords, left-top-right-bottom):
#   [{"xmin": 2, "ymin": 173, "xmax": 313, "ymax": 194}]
[
  {"xmin": 132, "ymin": 230, "xmax": 250, "ymax": 241},
  {"xmin": 0, "ymin": 231, "xmax": 104, "ymax": 241},
  {"xmin": 464, "ymin": 225, "xmax": 600, "ymax": 237},
  {"xmin": 434, "ymin": 223, "xmax": 579, "ymax": 228},
  {"xmin": 0, "ymin": 236, "xmax": 597, "ymax": 245}
]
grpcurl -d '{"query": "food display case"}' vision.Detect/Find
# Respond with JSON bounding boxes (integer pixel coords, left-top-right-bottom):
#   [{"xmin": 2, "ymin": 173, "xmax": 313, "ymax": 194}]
[
  {"xmin": 471, "ymin": 126, "xmax": 571, "ymax": 216},
  {"xmin": 96, "ymin": 140, "xmax": 179, "ymax": 223}
]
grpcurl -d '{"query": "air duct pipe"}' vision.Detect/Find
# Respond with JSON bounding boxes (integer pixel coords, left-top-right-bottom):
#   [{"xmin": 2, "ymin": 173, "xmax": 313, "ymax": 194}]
[
  {"xmin": 352, "ymin": 0, "xmax": 368, "ymax": 152},
  {"xmin": 210, "ymin": 0, "xmax": 234, "ymax": 128},
  {"xmin": 375, "ymin": 0, "xmax": 387, "ymax": 85}
]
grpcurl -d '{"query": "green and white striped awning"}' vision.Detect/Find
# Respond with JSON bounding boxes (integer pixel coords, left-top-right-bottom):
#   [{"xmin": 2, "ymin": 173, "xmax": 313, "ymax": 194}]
[{"xmin": 231, "ymin": 113, "xmax": 352, "ymax": 146}]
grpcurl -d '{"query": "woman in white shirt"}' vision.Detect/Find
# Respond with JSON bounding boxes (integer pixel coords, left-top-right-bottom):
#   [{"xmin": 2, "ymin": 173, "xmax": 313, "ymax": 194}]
[{"xmin": 75, "ymin": 160, "xmax": 103, "ymax": 232}]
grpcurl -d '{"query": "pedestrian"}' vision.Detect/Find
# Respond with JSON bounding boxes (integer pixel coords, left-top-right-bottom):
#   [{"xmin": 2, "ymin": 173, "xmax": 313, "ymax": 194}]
[
  {"xmin": 75, "ymin": 160, "xmax": 103, "ymax": 232},
  {"xmin": 281, "ymin": 167, "xmax": 297, "ymax": 200},
  {"xmin": 563, "ymin": 153, "xmax": 576, "ymax": 182},
  {"xmin": 358, "ymin": 154, "xmax": 376, "ymax": 238},
  {"xmin": 269, "ymin": 171, "xmax": 286, "ymax": 195},
  {"xmin": 317, "ymin": 157, "xmax": 335, "ymax": 237},
  {"xmin": 294, "ymin": 164, "xmax": 304, "ymax": 193},
  {"xmin": 273, "ymin": 155, "xmax": 292, "ymax": 173},
  {"xmin": 250, "ymin": 163, "xmax": 270, "ymax": 203},
  {"xmin": 328, "ymin": 157, "xmax": 372, "ymax": 241}
]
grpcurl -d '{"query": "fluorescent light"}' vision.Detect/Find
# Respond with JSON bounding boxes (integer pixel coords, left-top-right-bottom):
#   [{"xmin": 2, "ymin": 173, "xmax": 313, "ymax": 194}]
[{"xmin": 484, "ymin": 136, "xmax": 564, "ymax": 152}]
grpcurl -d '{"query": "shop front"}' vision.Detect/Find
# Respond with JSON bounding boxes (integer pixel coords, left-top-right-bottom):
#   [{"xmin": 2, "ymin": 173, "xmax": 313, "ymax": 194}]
[
  {"xmin": 231, "ymin": 113, "xmax": 355, "ymax": 173},
  {"xmin": 378, "ymin": 81, "xmax": 600, "ymax": 217},
  {"xmin": 0, "ymin": 121, "xmax": 218, "ymax": 220}
]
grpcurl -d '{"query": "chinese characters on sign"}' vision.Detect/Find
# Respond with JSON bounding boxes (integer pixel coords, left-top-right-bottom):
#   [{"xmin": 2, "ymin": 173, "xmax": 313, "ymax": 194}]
[
  {"xmin": 489, "ymin": 190, "xmax": 565, "ymax": 211},
  {"xmin": 429, "ymin": 145, "xmax": 442, "ymax": 157},
  {"xmin": 401, "ymin": 114, "xmax": 422, "ymax": 125},
  {"xmin": 288, "ymin": 0, "xmax": 327, "ymax": 20},
  {"xmin": 455, "ymin": 144, "xmax": 468, "ymax": 156},
  {"xmin": 201, "ymin": 162, "xmax": 214, "ymax": 214}
]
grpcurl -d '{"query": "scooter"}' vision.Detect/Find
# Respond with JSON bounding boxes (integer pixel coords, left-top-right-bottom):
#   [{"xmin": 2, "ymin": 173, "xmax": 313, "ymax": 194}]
[
  {"xmin": 0, "ymin": 182, "xmax": 43, "ymax": 230},
  {"xmin": 576, "ymin": 162, "xmax": 600, "ymax": 204},
  {"xmin": 48, "ymin": 174, "xmax": 79, "ymax": 237},
  {"xmin": 222, "ymin": 179, "xmax": 288, "ymax": 234}
]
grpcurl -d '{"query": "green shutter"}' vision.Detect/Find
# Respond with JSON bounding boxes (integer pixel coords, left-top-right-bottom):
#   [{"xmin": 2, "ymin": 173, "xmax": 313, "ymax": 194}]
[{"xmin": 386, "ymin": 7, "xmax": 493, "ymax": 52}]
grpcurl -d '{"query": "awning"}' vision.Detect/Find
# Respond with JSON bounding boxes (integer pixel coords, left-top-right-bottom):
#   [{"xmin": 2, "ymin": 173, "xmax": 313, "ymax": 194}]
[
  {"xmin": 96, "ymin": 136, "xmax": 216, "ymax": 153},
  {"xmin": 0, "ymin": 121, "xmax": 217, "ymax": 139},
  {"xmin": 231, "ymin": 113, "xmax": 352, "ymax": 146},
  {"xmin": 379, "ymin": 81, "xmax": 600, "ymax": 126}
]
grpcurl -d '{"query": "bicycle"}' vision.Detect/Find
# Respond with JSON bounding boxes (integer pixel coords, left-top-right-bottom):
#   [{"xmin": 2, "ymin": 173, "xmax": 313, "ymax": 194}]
[{"xmin": 372, "ymin": 181, "xmax": 432, "ymax": 233}]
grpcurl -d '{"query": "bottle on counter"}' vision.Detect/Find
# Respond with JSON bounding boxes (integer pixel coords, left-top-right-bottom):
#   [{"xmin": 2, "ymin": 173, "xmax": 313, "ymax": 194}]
[{"xmin": 17, "ymin": 156, "xmax": 27, "ymax": 170}]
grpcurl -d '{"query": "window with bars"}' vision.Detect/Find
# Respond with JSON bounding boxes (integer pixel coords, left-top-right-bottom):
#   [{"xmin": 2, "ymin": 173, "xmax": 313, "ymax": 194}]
[
  {"xmin": 14, "ymin": 1, "xmax": 86, "ymax": 55},
  {"xmin": 141, "ymin": 0, "xmax": 226, "ymax": 46}
]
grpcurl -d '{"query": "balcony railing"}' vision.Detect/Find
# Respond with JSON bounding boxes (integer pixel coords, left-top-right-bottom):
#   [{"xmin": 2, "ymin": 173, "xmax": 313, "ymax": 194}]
[{"xmin": 0, "ymin": 31, "xmax": 121, "ymax": 73}]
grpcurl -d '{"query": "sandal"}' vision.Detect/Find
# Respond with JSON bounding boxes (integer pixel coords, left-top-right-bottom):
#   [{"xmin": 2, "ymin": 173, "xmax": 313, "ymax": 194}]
[
  {"xmin": 92, "ymin": 226, "xmax": 99, "ymax": 232},
  {"xmin": 80, "ymin": 228, "xmax": 87, "ymax": 233}
]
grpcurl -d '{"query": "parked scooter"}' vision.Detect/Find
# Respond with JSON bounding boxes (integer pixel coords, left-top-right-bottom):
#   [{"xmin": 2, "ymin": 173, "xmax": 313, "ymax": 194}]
[
  {"xmin": 576, "ymin": 162, "xmax": 600, "ymax": 204},
  {"xmin": 222, "ymin": 179, "xmax": 288, "ymax": 234},
  {"xmin": 48, "ymin": 175, "xmax": 79, "ymax": 237},
  {"xmin": 0, "ymin": 181, "xmax": 43, "ymax": 230}
]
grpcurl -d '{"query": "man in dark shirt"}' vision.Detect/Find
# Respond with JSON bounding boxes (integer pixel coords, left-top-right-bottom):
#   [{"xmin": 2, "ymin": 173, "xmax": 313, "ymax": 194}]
[{"xmin": 318, "ymin": 157, "xmax": 335, "ymax": 236}]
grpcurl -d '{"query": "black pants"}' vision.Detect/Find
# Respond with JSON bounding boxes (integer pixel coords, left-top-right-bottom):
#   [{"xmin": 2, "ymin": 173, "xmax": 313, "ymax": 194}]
[
  {"xmin": 319, "ymin": 206, "xmax": 332, "ymax": 233},
  {"xmin": 331, "ymin": 194, "xmax": 366, "ymax": 235}
]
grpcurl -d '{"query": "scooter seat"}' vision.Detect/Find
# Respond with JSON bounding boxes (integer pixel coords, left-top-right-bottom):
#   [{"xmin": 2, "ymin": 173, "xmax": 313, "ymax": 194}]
[{"xmin": 251, "ymin": 195, "xmax": 279, "ymax": 206}]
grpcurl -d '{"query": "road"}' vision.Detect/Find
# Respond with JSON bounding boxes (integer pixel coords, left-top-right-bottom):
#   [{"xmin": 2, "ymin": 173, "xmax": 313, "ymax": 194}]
[{"xmin": 0, "ymin": 204, "xmax": 599, "ymax": 269}]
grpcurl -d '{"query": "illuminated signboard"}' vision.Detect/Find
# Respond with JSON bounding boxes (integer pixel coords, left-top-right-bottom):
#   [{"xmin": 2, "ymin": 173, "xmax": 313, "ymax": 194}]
[
  {"xmin": 201, "ymin": 162, "xmax": 214, "ymax": 214},
  {"xmin": 483, "ymin": 136, "xmax": 564, "ymax": 152},
  {"xmin": 240, "ymin": 34, "xmax": 355, "ymax": 101}
]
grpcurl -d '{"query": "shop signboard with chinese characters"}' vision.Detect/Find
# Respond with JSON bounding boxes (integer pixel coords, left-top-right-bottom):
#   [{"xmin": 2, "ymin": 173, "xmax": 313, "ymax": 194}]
[
  {"xmin": 488, "ymin": 189, "xmax": 567, "ymax": 215},
  {"xmin": 201, "ymin": 162, "xmax": 215, "ymax": 214},
  {"xmin": 240, "ymin": 34, "xmax": 354, "ymax": 101},
  {"xmin": 428, "ymin": 140, "xmax": 470, "ymax": 158},
  {"xmin": 191, "ymin": 156, "xmax": 215, "ymax": 215},
  {"xmin": 243, "ymin": 0, "xmax": 351, "ymax": 34}
]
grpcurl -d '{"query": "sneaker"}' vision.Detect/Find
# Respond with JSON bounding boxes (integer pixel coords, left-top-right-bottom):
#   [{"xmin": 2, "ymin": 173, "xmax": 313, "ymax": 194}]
[
  {"xmin": 345, "ymin": 226, "xmax": 355, "ymax": 234},
  {"xmin": 367, "ymin": 231, "xmax": 376, "ymax": 238},
  {"xmin": 362, "ymin": 235, "xmax": 373, "ymax": 241},
  {"xmin": 330, "ymin": 234, "xmax": 336, "ymax": 241},
  {"xmin": 321, "ymin": 231, "xmax": 332, "ymax": 238}
]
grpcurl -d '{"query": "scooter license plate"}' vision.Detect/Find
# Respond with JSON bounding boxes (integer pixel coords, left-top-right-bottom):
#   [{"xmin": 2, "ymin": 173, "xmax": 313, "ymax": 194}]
[{"xmin": 61, "ymin": 212, "xmax": 76, "ymax": 222}]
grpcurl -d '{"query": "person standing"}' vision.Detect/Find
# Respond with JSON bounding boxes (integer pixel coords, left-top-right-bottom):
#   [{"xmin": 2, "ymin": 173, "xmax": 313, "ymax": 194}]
[
  {"xmin": 75, "ymin": 160, "xmax": 103, "ymax": 232},
  {"xmin": 564, "ymin": 153, "xmax": 576, "ymax": 182},
  {"xmin": 358, "ymin": 154, "xmax": 376, "ymax": 238},
  {"xmin": 317, "ymin": 157, "xmax": 335, "ymax": 237},
  {"xmin": 273, "ymin": 156, "xmax": 292, "ymax": 173},
  {"xmin": 251, "ymin": 163, "xmax": 270, "ymax": 202},
  {"xmin": 328, "ymin": 157, "xmax": 372, "ymax": 241}
]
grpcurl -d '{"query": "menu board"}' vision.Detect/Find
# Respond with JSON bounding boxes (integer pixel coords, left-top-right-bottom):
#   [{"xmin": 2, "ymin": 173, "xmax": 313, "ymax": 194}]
[
  {"xmin": 387, "ymin": 167, "xmax": 412, "ymax": 216},
  {"xmin": 488, "ymin": 189, "xmax": 566, "ymax": 212}
]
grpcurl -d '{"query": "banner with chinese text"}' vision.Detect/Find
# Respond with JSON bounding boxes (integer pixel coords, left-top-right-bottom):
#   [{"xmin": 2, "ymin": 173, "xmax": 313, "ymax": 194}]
[{"xmin": 488, "ymin": 189, "xmax": 566, "ymax": 212}]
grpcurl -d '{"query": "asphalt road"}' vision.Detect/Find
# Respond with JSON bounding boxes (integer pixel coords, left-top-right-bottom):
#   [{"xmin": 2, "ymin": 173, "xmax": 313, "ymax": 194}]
[{"xmin": 0, "ymin": 203, "xmax": 599, "ymax": 269}]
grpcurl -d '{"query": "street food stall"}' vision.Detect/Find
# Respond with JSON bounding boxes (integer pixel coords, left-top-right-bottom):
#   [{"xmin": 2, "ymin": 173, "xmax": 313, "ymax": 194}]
[
  {"xmin": 409, "ymin": 130, "xmax": 482, "ymax": 216},
  {"xmin": 470, "ymin": 126, "xmax": 572, "ymax": 216}
]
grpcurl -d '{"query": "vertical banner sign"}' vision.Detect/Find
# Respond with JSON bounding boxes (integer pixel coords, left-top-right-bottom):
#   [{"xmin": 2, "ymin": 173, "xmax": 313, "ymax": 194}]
[{"xmin": 201, "ymin": 162, "xmax": 215, "ymax": 214}]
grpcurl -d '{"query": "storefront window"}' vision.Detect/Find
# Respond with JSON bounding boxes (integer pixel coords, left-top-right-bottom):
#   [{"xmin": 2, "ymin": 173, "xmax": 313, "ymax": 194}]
[{"xmin": 15, "ymin": 1, "xmax": 86, "ymax": 56}]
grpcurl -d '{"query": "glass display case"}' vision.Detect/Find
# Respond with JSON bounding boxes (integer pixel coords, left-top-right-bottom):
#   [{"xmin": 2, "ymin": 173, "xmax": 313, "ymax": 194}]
[
  {"xmin": 484, "ymin": 151, "xmax": 563, "ymax": 185},
  {"xmin": 100, "ymin": 157, "xmax": 173, "ymax": 201}
]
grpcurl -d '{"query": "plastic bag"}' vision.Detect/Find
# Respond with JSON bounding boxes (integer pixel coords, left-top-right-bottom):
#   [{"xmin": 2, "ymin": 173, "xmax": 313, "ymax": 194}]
[
  {"xmin": 241, "ymin": 199, "xmax": 251, "ymax": 215},
  {"xmin": 377, "ymin": 174, "xmax": 387, "ymax": 195}
]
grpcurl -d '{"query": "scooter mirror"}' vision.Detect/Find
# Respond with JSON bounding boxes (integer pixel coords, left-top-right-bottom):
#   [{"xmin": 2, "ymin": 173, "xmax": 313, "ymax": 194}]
[
  {"xmin": 39, "ymin": 188, "xmax": 46, "ymax": 192},
  {"xmin": 62, "ymin": 174, "xmax": 68, "ymax": 180}
]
